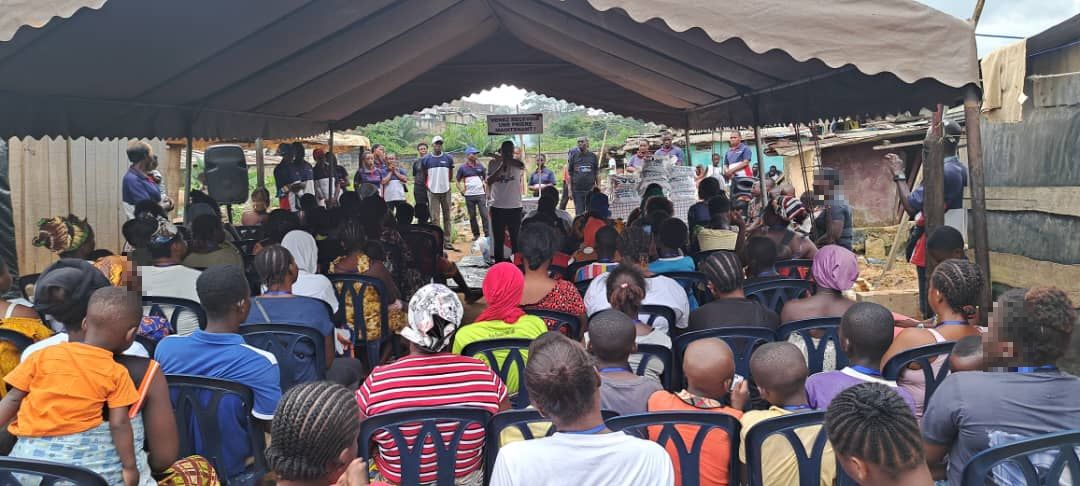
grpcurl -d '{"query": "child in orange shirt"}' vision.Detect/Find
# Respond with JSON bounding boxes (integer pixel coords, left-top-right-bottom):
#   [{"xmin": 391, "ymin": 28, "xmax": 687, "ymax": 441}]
[
  {"xmin": 0, "ymin": 287, "xmax": 142, "ymax": 486},
  {"xmin": 647, "ymin": 338, "xmax": 748, "ymax": 486}
]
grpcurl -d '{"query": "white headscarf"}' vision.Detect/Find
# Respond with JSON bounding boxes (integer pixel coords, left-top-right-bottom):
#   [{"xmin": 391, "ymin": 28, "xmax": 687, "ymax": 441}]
[{"xmin": 281, "ymin": 230, "xmax": 339, "ymax": 313}]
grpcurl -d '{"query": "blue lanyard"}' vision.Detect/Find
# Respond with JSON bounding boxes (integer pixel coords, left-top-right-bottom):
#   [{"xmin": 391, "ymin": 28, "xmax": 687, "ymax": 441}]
[
  {"xmin": 782, "ymin": 404, "xmax": 811, "ymax": 411},
  {"xmin": 937, "ymin": 320, "xmax": 967, "ymax": 327},
  {"xmin": 599, "ymin": 367, "xmax": 630, "ymax": 373},
  {"xmin": 561, "ymin": 424, "xmax": 607, "ymax": 435},
  {"xmin": 1012, "ymin": 365, "xmax": 1058, "ymax": 373},
  {"xmin": 849, "ymin": 365, "xmax": 882, "ymax": 377},
  {"xmin": 262, "ymin": 291, "xmax": 290, "ymax": 296}
]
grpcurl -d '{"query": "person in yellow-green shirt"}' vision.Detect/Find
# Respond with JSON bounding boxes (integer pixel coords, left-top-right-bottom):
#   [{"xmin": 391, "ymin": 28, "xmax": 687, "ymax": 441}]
[
  {"xmin": 740, "ymin": 342, "xmax": 836, "ymax": 486},
  {"xmin": 453, "ymin": 262, "xmax": 548, "ymax": 395}
]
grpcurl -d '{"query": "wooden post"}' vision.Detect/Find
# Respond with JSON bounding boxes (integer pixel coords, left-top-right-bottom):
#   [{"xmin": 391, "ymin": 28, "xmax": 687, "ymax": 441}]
[
  {"xmin": 255, "ymin": 138, "xmax": 265, "ymax": 189},
  {"xmin": 793, "ymin": 124, "xmax": 815, "ymax": 235},
  {"xmin": 329, "ymin": 130, "xmax": 337, "ymax": 204},
  {"xmin": 964, "ymin": 86, "xmax": 992, "ymax": 325},
  {"xmin": 924, "ymin": 105, "xmax": 946, "ymax": 253},
  {"xmin": 684, "ymin": 131, "xmax": 692, "ymax": 167},
  {"xmin": 184, "ymin": 133, "xmax": 193, "ymax": 220}
]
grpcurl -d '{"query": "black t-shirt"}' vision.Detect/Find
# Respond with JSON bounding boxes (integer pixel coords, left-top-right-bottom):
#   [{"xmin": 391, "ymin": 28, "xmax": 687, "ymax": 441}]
[
  {"xmin": 686, "ymin": 298, "xmax": 780, "ymax": 332},
  {"xmin": 569, "ymin": 151, "xmax": 599, "ymax": 191}
]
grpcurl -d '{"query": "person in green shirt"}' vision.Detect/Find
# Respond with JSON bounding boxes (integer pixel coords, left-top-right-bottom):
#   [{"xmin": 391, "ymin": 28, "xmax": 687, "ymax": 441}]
[{"xmin": 453, "ymin": 262, "xmax": 548, "ymax": 394}]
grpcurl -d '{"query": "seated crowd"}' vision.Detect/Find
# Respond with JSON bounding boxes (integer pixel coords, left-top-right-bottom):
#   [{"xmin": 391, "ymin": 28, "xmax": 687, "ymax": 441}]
[{"xmin": 0, "ymin": 149, "xmax": 1076, "ymax": 486}]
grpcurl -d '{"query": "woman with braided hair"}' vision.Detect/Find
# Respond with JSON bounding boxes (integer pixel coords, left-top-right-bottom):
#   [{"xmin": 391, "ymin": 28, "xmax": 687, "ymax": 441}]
[
  {"xmin": 922, "ymin": 286, "xmax": 1080, "ymax": 484},
  {"xmin": 825, "ymin": 383, "xmax": 932, "ymax": 486},
  {"xmin": 267, "ymin": 381, "xmax": 378, "ymax": 486},
  {"xmin": 883, "ymin": 259, "xmax": 984, "ymax": 417}
]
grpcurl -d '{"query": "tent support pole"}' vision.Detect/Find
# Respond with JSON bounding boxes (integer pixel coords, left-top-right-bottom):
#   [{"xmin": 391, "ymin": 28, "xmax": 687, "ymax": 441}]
[
  {"xmin": 794, "ymin": 124, "xmax": 814, "ymax": 235},
  {"xmin": 964, "ymin": 85, "xmax": 991, "ymax": 325},
  {"xmin": 329, "ymin": 129, "xmax": 337, "ymax": 205},
  {"xmin": 684, "ymin": 131, "xmax": 691, "ymax": 166},
  {"xmin": 924, "ymin": 105, "xmax": 946, "ymax": 282},
  {"xmin": 255, "ymin": 138, "xmax": 265, "ymax": 189},
  {"xmin": 184, "ymin": 132, "xmax": 193, "ymax": 219},
  {"xmin": 751, "ymin": 97, "xmax": 766, "ymax": 207}
]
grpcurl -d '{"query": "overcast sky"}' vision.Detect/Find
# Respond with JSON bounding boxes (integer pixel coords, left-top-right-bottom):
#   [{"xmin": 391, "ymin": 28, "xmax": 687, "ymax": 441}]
[{"xmin": 465, "ymin": 0, "xmax": 1078, "ymax": 106}]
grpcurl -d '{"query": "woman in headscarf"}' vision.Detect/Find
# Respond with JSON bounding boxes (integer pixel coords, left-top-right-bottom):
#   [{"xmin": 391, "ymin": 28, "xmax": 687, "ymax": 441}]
[
  {"xmin": 280, "ymin": 230, "xmax": 339, "ymax": 314},
  {"xmin": 356, "ymin": 284, "xmax": 508, "ymax": 486},
  {"xmin": 35, "ymin": 214, "xmax": 140, "ymax": 289},
  {"xmin": 451, "ymin": 262, "xmax": 548, "ymax": 393},
  {"xmin": 779, "ymin": 244, "xmax": 860, "ymax": 371}
]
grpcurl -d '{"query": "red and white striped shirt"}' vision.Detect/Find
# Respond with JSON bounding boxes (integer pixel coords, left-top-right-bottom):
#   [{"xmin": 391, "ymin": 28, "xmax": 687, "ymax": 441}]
[{"xmin": 356, "ymin": 353, "xmax": 508, "ymax": 484}]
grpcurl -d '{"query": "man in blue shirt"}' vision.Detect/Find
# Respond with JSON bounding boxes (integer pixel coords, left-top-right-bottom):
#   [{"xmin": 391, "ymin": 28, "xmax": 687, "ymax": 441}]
[
  {"xmin": 422, "ymin": 136, "xmax": 455, "ymax": 249},
  {"xmin": 654, "ymin": 132, "xmax": 684, "ymax": 164},
  {"xmin": 455, "ymin": 146, "xmax": 490, "ymax": 241},
  {"xmin": 154, "ymin": 264, "xmax": 281, "ymax": 483},
  {"xmin": 724, "ymin": 131, "xmax": 754, "ymax": 179},
  {"xmin": 122, "ymin": 141, "xmax": 162, "ymax": 220}
]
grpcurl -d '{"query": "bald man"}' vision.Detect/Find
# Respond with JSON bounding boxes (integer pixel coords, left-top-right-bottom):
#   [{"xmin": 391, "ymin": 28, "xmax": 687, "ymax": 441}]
[{"xmin": 647, "ymin": 338, "xmax": 749, "ymax": 486}]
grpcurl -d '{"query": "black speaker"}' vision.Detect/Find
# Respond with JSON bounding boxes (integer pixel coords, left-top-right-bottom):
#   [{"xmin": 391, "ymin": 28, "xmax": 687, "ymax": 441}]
[{"xmin": 204, "ymin": 144, "xmax": 249, "ymax": 205}]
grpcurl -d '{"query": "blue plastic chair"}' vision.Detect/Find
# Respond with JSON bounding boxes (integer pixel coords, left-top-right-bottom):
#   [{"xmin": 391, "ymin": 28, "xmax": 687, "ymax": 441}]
[
  {"xmin": 461, "ymin": 338, "xmax": 533, "ymax": 409},
  {"xmin": 0, "ymin": 457, "xmax": 107, "ymax": 485},
  {"xmin": 660, "ymin": 271, "xmax": 714, "ymax": 305},
  {"xmin": 744, "ymin": 279, "xmax": 813, "ymax": 315},
  {"xmin": 634, "ymin": 343, "xmax": 674, "ymax": 391},
  {"xmin": 142, "ymin": 296, "xmax": 207, "ymax": 334},
  {"xmin": 523, "ymin": 309, "xmax": 582, "ymax": 340},
  {"xmin": 640, "ymin": 304, "xmax": 679, "ymax": 332},
  {"xmin": 673, "ymin": 327, "xmax": 775, "ymax": 389},
  {"xmin": 239, "ymin": 323, "xmax": 327, "ymax": 391},
  {"xmin": 775, "ymin": 259, "xmax": 814, "ymax": 280},
  {"xmin": 882, "ymin": 341, "xmax": 956, "ymax": 410},
  {"xmin": 744, "ymin": 411, "xmax": 832, "ymax": 486},
  {"xmin": 328, "ymin": 274, "xmax": 389, "ymax": 371},
  {"xmin": 166, "ymin": 374, "xmax": 267, "ymax": 484},
  {"xmin": 358, "ymin": 407, "xmax": 492, "ymax": 486},
  {"xmin": 961, "ymin": 430, "xmax": 1080, "ymax": 486},
  {"xmin": 607, "ymin": 411, "xmax": 742, "ymax": 486},
  {"xmin": 485, "ymin": 409, "xmax": 620, "ymax": 479},
  {"xmin": 776, "ymin": 317, "xmax": 847, "ymax": 374}
]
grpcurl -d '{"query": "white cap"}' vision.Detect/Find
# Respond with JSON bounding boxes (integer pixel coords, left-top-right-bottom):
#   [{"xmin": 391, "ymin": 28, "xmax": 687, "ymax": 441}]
[{"xmin": 431, "ymin": 135, "xmax": 444, "ymax": 144}]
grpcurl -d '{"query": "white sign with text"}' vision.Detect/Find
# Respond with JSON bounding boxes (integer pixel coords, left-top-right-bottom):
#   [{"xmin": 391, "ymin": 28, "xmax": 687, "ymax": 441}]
[{"xmin": 487, "ymin": 114, "xmax": 544, "ymax": 135}]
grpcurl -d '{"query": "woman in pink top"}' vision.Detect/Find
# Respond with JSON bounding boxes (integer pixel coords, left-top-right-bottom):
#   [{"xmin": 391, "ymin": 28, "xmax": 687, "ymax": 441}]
[{"xmin": 881, "ymin": 259, "xmax": 984, "ymax": 417}]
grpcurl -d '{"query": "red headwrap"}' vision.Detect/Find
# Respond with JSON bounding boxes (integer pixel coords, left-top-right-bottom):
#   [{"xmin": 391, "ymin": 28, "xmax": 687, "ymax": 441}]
[{"xmin": 474, "ymin": 262, "xmax": 526, "ymax": 324}]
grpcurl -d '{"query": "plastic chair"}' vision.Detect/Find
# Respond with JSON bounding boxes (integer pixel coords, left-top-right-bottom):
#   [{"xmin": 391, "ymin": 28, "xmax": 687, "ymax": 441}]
[
  {"xmin": 142, "ymin": 296, "xmax": 207, "ymax": 334},
  {"xmin": 166, "ymin": 374, "xmax": 267, "ymax": 484},
  {"xmin": 660, "ymin": 271, "xmax": 714, "ymax": 305},
  {"xmin": 673, "ymin": 327, "xmax": 774, "ymax": 389},
  {"xmin": 358, "ymin": 407, "xmax": 492, "ymax": 486},
  {"xmin": 233, "ymin": 225, "xmax": 263, "ymax": 240},
  {"xmin": 0, "ymin": 329, "xmax": 34, "ymax": 355},
  {"xmin": 634, "ymin": 343, "xmax": 674, "ymax": 391},
  {"xmin": 239, "ymin": 324, "xmax": 327, "ymax": 391},
  {"xmin": 485, "ymin": 409, "xmax": 621, "ymax": 479},
  {"xmin": 640, "ymin": 304, "xmax": 678, "ymax": 332},
  {"xmin": 18, "ymin": 273, "xmax": 39, "ymax": 302},
  {"xmin": 882, "ymin": 341, "xmax": 956, "ymax": 409},
  {"xmin": 328, "ymin": 274, "xmax": 389, "ymax": 371},
  {"xmin": 744, "ymin": 279, "xmax": 813, "ymax": 315},
  {"xmin": 961, "ymin": 430, "xmax": 1080, "ymax": 486},
  {"xmin": 744, "ymin": 411, "xmax": 832, "ymax": 486},
  {"xmin": 0, "ymin": 457, "xmax": 107, "ymax": 485},
  {"xmin": 607, "ymin": 411, "xmax": 742, "ymax": 486},
  {"xmin": 461, "ymin": 338, "xmax": 533, "ymax": 409},
  {"xmin": 775, "ymin": 259, "xmax": 814, "ymax": 280},
  {"xmin": 523, "ymin": 309, "xmax": 582, "ymax": 340},
  {"xmin": 776, "ymin": 317, "xmax": 847, "ymax": 375}
]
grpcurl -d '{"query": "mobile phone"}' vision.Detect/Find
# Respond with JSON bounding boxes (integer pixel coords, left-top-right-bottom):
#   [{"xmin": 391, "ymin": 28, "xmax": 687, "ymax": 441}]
[{"xmin": 731, "ymin": 373, "xmax": 745, "ymax": 391}]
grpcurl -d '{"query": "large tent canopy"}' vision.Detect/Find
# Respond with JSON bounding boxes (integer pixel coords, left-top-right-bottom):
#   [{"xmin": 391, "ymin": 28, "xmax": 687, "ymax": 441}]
[{"xmin": 0, "ymin": 0, "xmax": 979, "ymax": 140}]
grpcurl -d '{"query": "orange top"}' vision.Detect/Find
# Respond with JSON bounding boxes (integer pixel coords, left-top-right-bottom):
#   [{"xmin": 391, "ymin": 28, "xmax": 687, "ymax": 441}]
[
  {"xmin": 5, "ymin": 342, "xmax": 139, "ymax": 437},
  {"xmin": 647, "ymin": 391, "xmax": 744, "ymax": 486}
]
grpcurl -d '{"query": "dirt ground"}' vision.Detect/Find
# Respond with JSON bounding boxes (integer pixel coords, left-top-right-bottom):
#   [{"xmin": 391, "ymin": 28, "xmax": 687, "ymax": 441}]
[{"xmin": 855, "ymin": 258, "xmax": 919, "ymax": 292}]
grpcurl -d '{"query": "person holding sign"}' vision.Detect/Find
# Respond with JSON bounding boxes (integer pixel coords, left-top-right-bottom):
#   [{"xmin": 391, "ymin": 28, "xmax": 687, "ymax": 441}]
[
  {"xmin": 456, "ymin": 147, "xmax": 491, "ymax": 242},
  {"xmin": 568, "ymin": 136, "xmax": 599, "ymax": 216}
]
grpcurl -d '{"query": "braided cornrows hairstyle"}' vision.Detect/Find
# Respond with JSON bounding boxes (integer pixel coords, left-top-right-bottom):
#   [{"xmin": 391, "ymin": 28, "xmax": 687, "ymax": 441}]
[
  {"xmin": 338, "ymin": 219, "xmax": 367, "ymax": 254},
  {"xmin": 254, "ymin": 244, "xmax": 294, "ymax": 287},
  {"xmin": 700, "ymin": 251, "xmax": 744, "ymax": 294},
  {"xmin": 997, "ymin": 287, "xmax": 1076, "ymax": 365},
  {"xmin": 825, "ymin": 382, "xmax": 924, "ymax": 479},
  {"xmin": 606, "ymin": 264, "xmax": 646, "ymax": 318},
  {"xmin": 266, "ymin": 381, "xmax": 360, "ymax": 481},
  {"xmin": 930, "ymin": 259, "xmax": 983, "ymax": 319}
]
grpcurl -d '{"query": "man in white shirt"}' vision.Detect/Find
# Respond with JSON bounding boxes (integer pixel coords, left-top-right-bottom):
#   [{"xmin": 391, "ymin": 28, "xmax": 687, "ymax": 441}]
[
  {"xmin": 455, "ymin": 147, "xmax": 490, "ymax": 241},
  {"xmin": 139, "ymin": 217, "xmax": 203, "ymax": 335},
  {"xmin": 490, "ymin": 332, "xmax": 675, "ymax": 486}
]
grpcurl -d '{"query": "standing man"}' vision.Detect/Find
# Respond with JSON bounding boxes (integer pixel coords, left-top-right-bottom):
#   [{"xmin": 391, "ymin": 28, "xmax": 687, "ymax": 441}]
[
  {"xmin": 567, "ymin": 136, "xmax": 599, "ymax": 216},
  {"xmin": 654, "ymin": 132, "xmax": 684, "ymax": 164},
  {"xmin": 273, "ymin": 143, "xmax": 296, "ymax": 210},
  {"xmin": 886, "ymin": 119, "xmax": 968, "ymax": 318},
  {"xmin": 372, "ymin": 143, "xmax": 388, "ymax": 170},
  {"xmin": 412, "ymin": 142, "xmax": 429, "ymax": 214},
  {"xmin": 456, "ymin": 146, "xmax": 490, "ymax": 242},
  {"xmin": 290, "ymin": 141, "xmax": 314, "ymax": 213},
  {"xmin": 423, "ymin": 136, "xmax": 455, "ymax": 249},
  {"xmin": 122, "ymin": 141, "xmax": 163, "ymax": 220},
  {"xmin": 627, "ymin": 140, "xmax": 650, "ymax": 173},
  {"xmin": 697, "ymin": 152, "xmax": 726, "ymax": 186},
  {"xmin": 312, "ymin": 148, "xmax": 332, "ymax": 207},
  {"xmin": 528, "ymin": 154, "xmax": 556, "ymax": 196},
  {"xmin": 725, "ymin": 131, "xmax": 755, "ymax": 180}
]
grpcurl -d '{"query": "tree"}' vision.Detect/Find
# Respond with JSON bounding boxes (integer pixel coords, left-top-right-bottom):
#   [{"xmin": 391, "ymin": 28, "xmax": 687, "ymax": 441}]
[
  {"xmin": 358, "ymin": 116, "xmax": 424, "ymax": 154},
  {"xmin": 443, "ymin": 120, "xmax": 498, "ymax": 155}
]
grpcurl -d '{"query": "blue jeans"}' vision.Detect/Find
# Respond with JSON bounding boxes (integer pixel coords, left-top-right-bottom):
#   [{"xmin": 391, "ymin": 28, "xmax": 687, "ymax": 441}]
[{"xmin": 572, "ymin": 191, "xmax": 591, "ymax": 216}]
